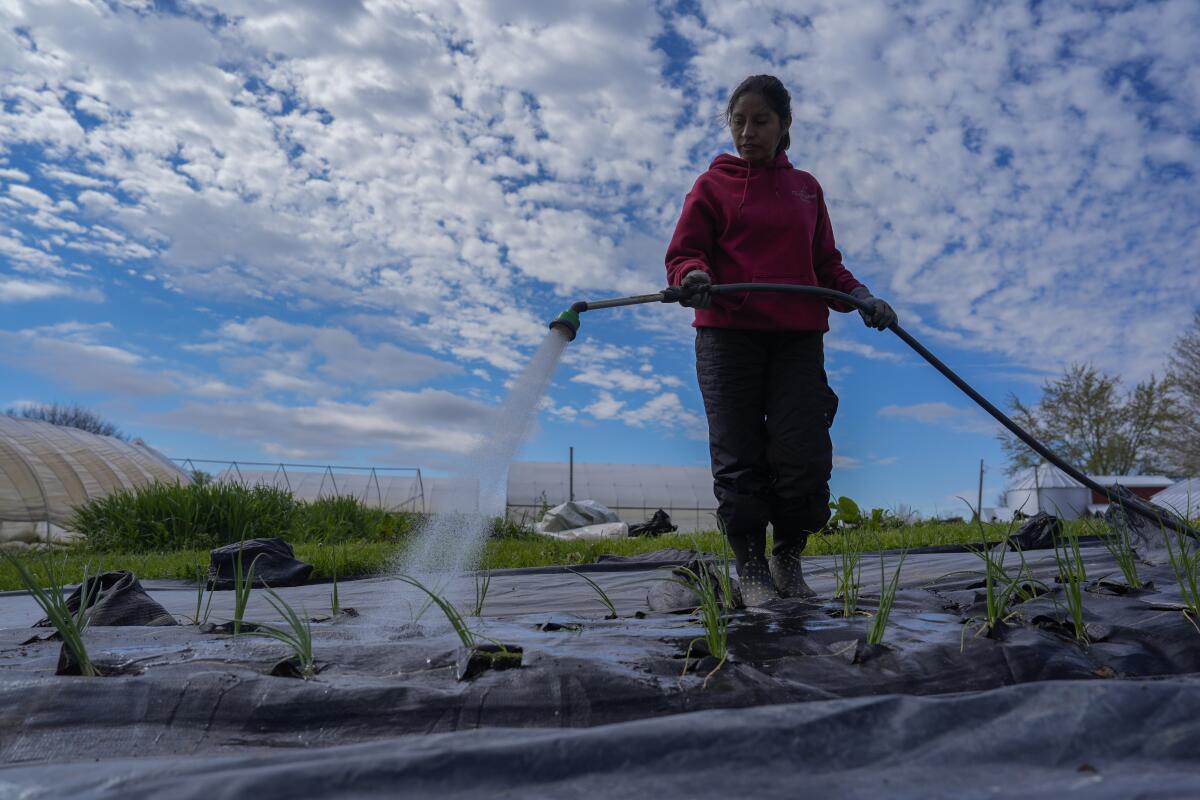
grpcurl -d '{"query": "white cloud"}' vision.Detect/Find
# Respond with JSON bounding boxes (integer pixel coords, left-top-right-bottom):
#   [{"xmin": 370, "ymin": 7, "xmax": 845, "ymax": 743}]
[
  {"xmin": 0, "ymin": 277, "xmax": 102, "ymax": 303},
  {"xmin": 0, "ymin": 0, "xmax": 1197, "ymax": 468},
  {"xmin": 878, "ymin": 402, "xmax": 998, "ymax": 435}
]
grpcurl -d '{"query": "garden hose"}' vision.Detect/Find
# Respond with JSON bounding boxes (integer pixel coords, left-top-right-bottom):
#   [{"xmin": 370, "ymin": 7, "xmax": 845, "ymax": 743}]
[{"xmin": 551, "ymin": 282, "xmax": 1199, "ymax": 541}]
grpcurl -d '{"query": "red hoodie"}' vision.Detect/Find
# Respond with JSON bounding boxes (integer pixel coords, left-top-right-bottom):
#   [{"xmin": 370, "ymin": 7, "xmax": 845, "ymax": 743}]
[{"xmin": 665, "ymin": 151, "xmax": 865, "ymax": 331}]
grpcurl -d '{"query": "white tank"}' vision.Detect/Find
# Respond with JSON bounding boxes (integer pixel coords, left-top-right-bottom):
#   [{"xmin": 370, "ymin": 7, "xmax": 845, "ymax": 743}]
[{"xmin": 1004, "ymin": 464, "xmax": 1091, "ymax": 519}]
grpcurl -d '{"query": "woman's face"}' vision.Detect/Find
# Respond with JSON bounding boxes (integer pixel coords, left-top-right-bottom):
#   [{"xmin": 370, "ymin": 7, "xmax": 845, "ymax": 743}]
[{"xmin": 729, "ymin": 93, "xmax": 789, "ymax": 167}]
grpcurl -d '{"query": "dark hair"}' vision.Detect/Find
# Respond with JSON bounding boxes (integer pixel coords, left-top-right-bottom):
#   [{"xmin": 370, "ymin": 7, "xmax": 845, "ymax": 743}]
[{"xmin": 725, "ymin": 75, "xmax": 792, "ymax": 154}]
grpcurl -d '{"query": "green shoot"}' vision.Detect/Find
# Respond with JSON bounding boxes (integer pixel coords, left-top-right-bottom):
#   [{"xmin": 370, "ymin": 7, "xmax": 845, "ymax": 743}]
[
  {"xmin": 564, "ymin": 567, "xmax": 618, "ymax": 619},
  {"xmin": 1162, "ymin": 526, "xmax": 1200, "ymax": 619},
  {"xmin": 1053, "ymin": 524, "xmax": 1088, "ymax": 642},
  {"xmin": 191, "ymin": 565, "xmax": 213, "ymax": 626},
  {"xmin": 472, "ymin": 570, "xmax": 491, "ymax": 617},
  {"xmin": 330, "ymin": 545, "xmax": 340, "ymax": 616},
  {"xmin": 3, "ymin": 555, "xmax": 99, "ymax": 676},
  {"xmin": 833, "ymin": 525, "xmax": 862, "ymax": 617},
  {"xmin": 866, "ymin": 549, "xmax": 906, "ymax": 645},
  {"xmin": 397, "ymin": 574, "xmax": 476, "ymax": 648},
  {"xmin": 256, "ymin": 588, "xmax": 316, "ymax": 679},
  {"xmin": 671, "ymin": 563, "xmax": 729, "ymax": 685},
  {"xmin": 1093, "ymin": 513, "xmax": 1141, "ymax": 589},
  {"xmin": 231, "ymin": 541, "xmax": 263, "ymax": 637}
]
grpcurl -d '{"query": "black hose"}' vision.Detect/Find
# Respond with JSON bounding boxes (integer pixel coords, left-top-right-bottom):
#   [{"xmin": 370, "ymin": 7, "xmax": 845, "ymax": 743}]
[
  {"xmin": 568, "ymin": 282, "xmax": 1195, "ymax": 539},
  {"xmin": 703, "ymin": 283, "xmax": 1198, "ymax": 540}
]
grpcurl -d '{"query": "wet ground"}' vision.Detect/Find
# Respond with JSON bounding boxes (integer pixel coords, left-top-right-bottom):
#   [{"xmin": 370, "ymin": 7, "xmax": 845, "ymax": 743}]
[{"xmin": 2, "ymin": 544, "xmax": 1199, "ymax": 798}]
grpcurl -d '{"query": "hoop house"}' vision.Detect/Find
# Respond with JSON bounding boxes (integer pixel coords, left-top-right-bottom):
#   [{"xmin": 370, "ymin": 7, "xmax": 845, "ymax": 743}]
[{"xmin": 0, "ymin": 416, "xmax": 187, "ymax": 547}]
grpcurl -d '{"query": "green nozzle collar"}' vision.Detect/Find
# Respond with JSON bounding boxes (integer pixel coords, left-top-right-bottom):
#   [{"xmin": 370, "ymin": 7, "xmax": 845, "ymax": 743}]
[{"xmin": 548, "ymin": 309, "xmax": 581, "ymax": 342}]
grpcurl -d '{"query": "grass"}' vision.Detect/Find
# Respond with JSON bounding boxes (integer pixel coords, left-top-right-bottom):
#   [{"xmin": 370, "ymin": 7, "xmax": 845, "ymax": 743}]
[
  {"xmin": 71, "ymin": 482, "xmax": 418, "ymax": 552},
  {"xmin": 3, "ymin": 554, "xmax": 98, "ymax": 676},
  {"xmin": 866, "ymin": 548, "xmax": 906, "ymax": 645},
  {"xmin": 0, "ymin": 520, "xmax": 1066, "ymax": 593},
  {"xmin": 255, "ymin": 588, "xmax": 317, "ymax": 679}
]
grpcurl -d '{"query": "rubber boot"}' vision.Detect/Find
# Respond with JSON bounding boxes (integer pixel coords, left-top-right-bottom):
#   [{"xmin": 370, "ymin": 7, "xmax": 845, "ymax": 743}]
[
  {"xmin": 770, "ymin": 542, "xmax": 816, "ymax": 599},
  {"xmin": 735, "ymin": 556, "xmax": 779, "ymax": 607}
]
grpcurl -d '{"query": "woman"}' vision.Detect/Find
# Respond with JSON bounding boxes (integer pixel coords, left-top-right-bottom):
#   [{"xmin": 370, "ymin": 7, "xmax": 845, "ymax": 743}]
[{"xmin": 665, "ymin": 74, "xmax": 896, "ymax": 605}]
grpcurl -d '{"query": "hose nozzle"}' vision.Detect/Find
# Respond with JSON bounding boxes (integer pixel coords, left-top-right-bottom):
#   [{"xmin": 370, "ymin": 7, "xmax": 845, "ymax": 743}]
[{"xmin": 548, "ymin": 308, "xmax": 581, "ymax": 342}]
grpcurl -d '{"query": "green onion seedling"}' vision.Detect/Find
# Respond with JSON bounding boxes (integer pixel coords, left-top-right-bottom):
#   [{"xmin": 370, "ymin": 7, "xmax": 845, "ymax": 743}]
[
  {"xmin": 1053, "ymin": 524, "xmax": 1089, "ymax": 643},
  {"xmin": 833, "ymin": 525, "xmax": 863, "ymax": 618},
  {"xmin": 866, "ymin": 549, "xmax": 906, "ymax": 645},
  {"xmin": 191, "ymin": 565, "xmax": 213, "ymax": 626},
  {"xmin": 255, "ymin": 588, "xmax": 316, "ymax": 679},
  {"xmin": 397, "ymin": 574, "xmax": 476, "ymax": 648},
  {"xmin": 1095, "ymin": 505, "xmax": 1142, "ymax": 589},
  {"xmin": 472, "ymin": 570, "xmax": 491, "ymax": 617},
  {"xmin": 1163, "ymin": 525, "xmax": 1200, "ymax": 623},
  {"xmin": 231, "ymin": 541, "xmax": 263, "ymax": 637},
  {"xmin": 670, "ymin": 563, "xmax": 729, "ymax": 686},
  {"xmin": 3, "ymin": 555, "xmax": 100, "ymax": 676},
  {"xmin": 565, "ymin": 567, "xmax": 618, "ymax": 619},
  {"xmin": 330, "ymin": 545, "xmax": 341, "ymax": 616}
]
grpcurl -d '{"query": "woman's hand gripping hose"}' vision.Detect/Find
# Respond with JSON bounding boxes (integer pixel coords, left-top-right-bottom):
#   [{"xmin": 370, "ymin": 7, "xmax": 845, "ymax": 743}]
[
  {"xmin": 850, "ymin": 287, "xmax": 897, "ymax": 330},
  {"xmin": 677, "ymin": 270, "xmax": 713, "ymax": 309}
]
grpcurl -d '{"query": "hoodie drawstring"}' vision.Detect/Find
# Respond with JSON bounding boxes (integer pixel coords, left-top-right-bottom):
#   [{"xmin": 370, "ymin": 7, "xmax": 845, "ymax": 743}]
[{"xmin": 737, "ymin": 163, "xmax": 751, "ymax": 215}]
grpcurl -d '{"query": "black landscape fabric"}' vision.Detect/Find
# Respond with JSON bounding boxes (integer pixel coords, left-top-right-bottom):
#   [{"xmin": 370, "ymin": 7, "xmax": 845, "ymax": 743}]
[
  {"xmin": 2, "ymin": 545, "xmax": 1200, "ymax": 797},
  {"xmin": 34, "ymin": 570, "xmax": 176, "ymax": 627},
  {"xmin": 206, "ymin": 536, "xmax": 313, "ymax": 590}
]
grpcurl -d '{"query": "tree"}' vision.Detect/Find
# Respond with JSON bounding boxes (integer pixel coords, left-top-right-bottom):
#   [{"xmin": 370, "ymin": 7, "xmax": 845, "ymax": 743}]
[
  {"xmin": 1160, "ymin": 312, "xmax": 1200, "ymax": 476},
  {"xmin": 1000, "ymin": 364, "xmax": 1178, "ymax": 476},
  {"xmin": 4, "ymin": 402, "xmax": 129, "ymax": 441}
]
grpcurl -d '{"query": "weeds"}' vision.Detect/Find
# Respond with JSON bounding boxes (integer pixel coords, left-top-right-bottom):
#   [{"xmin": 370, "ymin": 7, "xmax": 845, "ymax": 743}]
[
  {"xmin": 867, "ymin": 549, "xmax": 907, "ymax": 645},
  {"xmin": 3, "ymin": 554, "xmax": 99, "ymax": 676},
  {"xmin": 833, "ymin": 525, "xmax": 863, "ymax": 617},
  {"xmin": 256, "ymin": 589, "xmax": 316, "ymax": 679},
  {"xmin": 564, "ymin": 567, "xmax": 618, "ymax": 619},
  {"xmin": 1053, "ymin": 524, "xmax": 1088, "ymax": 643},
  {"xmin": 397, "ymin": 574, "xmax": 476, "ymax": 648}
]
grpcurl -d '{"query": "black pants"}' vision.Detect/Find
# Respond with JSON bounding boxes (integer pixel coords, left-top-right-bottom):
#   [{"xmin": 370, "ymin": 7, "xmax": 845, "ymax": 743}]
[{"xmin": 696, "ymin": 328, "xmax": 838, "ymax": 564}]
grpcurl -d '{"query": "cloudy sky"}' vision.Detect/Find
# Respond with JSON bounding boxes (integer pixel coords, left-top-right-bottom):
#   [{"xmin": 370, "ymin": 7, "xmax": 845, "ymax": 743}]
[{"xmin": 2, "ymin": 0, "xmax": 1197, "ymax": 516}]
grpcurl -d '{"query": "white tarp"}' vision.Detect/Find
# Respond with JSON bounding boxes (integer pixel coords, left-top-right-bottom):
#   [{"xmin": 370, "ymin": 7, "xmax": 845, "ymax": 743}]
[
  {"xmin": 534, "ymin": 500, "xmax": 627, "ymax": 540},
  {"xmin": 535, "ymin": 500, "xmax": 620, "ymax": 532}
]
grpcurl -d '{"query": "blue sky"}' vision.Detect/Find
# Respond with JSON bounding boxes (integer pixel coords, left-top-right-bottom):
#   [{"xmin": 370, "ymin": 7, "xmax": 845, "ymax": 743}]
[{"xmin": 1, "ymin": 0, "xmax": 1198, "ymax": 517}]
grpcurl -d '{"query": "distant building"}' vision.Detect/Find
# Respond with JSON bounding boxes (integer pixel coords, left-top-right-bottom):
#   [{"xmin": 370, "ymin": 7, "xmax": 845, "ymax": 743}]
[
  {"xmin": 994, "ymin": 464, "xmax": 1174, "ymax": 520},
  {"xmin": 1151, "ymin": 478, "xmax": 1200, "ymax": 519}
]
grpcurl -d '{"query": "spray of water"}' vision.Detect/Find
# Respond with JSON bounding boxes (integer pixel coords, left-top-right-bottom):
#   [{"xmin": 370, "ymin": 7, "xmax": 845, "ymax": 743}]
[{"xmin": 396, "ymin": 327, "xmax": 571, "ymax": 593}]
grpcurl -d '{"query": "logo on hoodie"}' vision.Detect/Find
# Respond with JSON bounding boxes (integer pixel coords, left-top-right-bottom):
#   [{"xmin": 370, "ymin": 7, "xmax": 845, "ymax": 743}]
[{"xmin": 791, "ymin": 188, "xmax": 816, "ymax": 203}]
